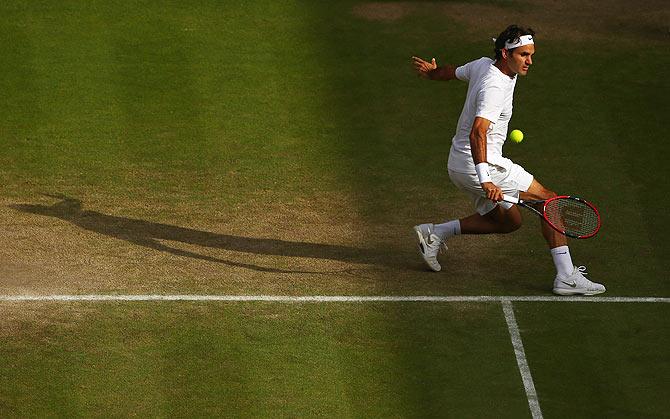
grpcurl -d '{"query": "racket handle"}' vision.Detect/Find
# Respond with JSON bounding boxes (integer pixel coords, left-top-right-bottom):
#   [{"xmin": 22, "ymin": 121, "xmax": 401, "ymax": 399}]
[{"xmin": 501, "ymin": 194, "xmax": 520, "ymax": 204}]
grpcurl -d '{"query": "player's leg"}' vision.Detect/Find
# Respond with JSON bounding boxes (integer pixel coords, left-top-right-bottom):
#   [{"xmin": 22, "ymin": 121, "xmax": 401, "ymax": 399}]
[
  {"xmin": 523, "ymin": 179, "xmax": 605, "ymax": 295},
  {"xmin": 414, "ymin": 169, "xmax": 523, "ymax": 272},
  {"xmin": 414, "ymin": 206, "xmax": 521, "ymax": 272},
  {"xmin": 458, "ymin": 204, "xmax": 522, "ymax": 234},
  {"xmin": 436, "ymin": 166, "xmax": 524, "ymax": 237}
]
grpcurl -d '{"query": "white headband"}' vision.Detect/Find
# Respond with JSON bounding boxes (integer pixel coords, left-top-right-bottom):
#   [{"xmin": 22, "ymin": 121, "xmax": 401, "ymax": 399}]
[{"xmin": 492, "ymin": 34, "xmax": 534, "ymax": 50}]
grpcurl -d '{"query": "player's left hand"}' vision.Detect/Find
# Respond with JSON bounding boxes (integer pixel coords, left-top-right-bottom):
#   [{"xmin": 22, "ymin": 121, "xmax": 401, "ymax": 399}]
[{"xmin": 412, "ymin": 56, "xmax": 437, "ymax": 78}]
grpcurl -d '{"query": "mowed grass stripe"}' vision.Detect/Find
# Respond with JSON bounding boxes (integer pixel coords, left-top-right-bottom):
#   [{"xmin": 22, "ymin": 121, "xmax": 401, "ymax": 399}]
[
  {"xmin": 0, "ymin": 302, "xmax": 530, "ymax": 417},
  {"xmin": 0, "ymin": 1, "xmax": 351, "ymax": 201}
]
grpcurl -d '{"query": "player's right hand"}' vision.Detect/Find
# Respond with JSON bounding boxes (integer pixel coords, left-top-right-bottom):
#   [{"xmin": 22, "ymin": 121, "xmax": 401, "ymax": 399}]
[
  {"xmin": 481, "ymin": 182, "xmax": 503, "ymax": 202},
  {"xmin": 412, "ymin": 56, "xmax": 437, "ymax": 78}
]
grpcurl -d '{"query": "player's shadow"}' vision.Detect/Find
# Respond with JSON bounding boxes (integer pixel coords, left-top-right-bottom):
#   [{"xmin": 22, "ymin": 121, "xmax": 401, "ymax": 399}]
[{"xmin": 10, "ymin": 194, "xmax": 391, "ymax": 274}]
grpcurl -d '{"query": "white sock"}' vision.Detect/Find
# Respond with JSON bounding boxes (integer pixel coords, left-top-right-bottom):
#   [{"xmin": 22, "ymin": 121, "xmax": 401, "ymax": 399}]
[
  {"xmin": 551, "ymin": 246, "xmax": 574, "ymax": 277},
  {"xmin": 433, "ymin": 220, "xmax": 461, "ymax": 241}
]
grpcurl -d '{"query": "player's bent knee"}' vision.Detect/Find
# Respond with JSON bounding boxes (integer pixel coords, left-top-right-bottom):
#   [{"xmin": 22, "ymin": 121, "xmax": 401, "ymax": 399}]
[
  {"xmin": 498, "ymin": 207, "xmax": 523, "ymax": 233},
  {"xmin": 501, "ymin": 218, "xmax": 522, "ymax": 233},
  {"xmin": 485, "ymin": 205, "xmax": 523, "ymax": 233}
]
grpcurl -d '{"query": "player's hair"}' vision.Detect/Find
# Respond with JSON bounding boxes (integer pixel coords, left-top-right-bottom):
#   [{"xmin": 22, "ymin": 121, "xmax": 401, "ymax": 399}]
[{"xmin": 494, "ymin": 25, "xmax": 535, "ymax": 60}]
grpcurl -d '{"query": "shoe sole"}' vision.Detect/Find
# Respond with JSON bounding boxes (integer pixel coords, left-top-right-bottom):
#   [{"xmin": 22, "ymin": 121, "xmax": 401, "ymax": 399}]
[
  {"xmin": 552, "ymin": 287, "xmax": 606, "ymax": 296},
  {"xmin": 413, "ymin": 226, "xmax": 441, "ymax": 272}
]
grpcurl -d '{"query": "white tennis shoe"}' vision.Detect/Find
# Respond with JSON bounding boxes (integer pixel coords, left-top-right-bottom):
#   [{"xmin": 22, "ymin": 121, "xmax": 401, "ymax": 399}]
[
  {"xmin": 413, "ymin": 223, "xmax": 447, "ymax": 272},
  {"xmin": 553, "ymin": 266, "xmax": 606, "ymax": 296}
]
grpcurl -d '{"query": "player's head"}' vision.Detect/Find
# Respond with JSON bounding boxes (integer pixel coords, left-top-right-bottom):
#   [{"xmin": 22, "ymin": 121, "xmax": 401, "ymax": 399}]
[{"xmin": 493, "ymin": 25, "xmax": 535, "ymax": 76}]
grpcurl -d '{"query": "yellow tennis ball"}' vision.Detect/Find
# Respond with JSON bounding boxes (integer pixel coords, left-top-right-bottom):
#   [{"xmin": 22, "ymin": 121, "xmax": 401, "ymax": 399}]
[{"xmin": 509, "ymin": 129, "xmax": 524, "ymax": 143}]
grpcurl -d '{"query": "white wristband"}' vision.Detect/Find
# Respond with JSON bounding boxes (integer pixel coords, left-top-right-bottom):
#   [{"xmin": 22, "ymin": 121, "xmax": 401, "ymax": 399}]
[{"xmin": 475, "ymin": 162, "xmax": 492, "ymax": 184}]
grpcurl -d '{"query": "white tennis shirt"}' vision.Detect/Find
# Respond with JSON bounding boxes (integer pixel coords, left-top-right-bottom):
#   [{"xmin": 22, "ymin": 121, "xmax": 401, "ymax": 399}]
[{"xmin": 447, "ymin": 57, "xmax": 516, "ymax": 174}]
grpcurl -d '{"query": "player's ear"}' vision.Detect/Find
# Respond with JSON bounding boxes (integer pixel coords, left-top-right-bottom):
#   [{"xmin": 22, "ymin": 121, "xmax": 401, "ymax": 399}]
[{"xmin": 501, "ymin": 48, "xmax": 509, "ymax": 60}]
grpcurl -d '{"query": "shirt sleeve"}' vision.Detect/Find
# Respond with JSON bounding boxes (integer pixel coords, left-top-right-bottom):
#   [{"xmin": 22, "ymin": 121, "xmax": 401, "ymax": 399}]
[
  {"xmin": 455, "ymin": 62, "xmax": 471, "ymax": 81},
  {"xmin": 475, "ymin": 85, "xmax": 505, "ymax": 124}
]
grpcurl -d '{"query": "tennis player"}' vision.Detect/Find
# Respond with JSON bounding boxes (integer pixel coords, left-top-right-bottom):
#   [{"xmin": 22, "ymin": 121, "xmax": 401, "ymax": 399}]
[{"xmin": 411, "ymin": 25, "xmax": 605, "ymax": 295}]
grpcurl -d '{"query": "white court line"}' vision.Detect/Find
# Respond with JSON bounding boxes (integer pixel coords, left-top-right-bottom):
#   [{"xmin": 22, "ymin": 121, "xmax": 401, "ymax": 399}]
[
  {"xmin": 0, "ymin": 295, "xmax": 667, "ymax": 302},
  {"xmin": 502, "ymin": 300, "xmax": 543, "ymax": 419}
]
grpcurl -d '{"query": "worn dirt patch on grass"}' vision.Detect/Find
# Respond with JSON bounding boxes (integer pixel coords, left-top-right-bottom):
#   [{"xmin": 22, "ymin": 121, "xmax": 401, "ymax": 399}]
[
  {"xmin": 352, "ymin": 2, "xmax": 415, "ymax": 22},
  {"xmin": 353, "ymin": 0, "xmax": 669, "ymax": 43},
  {"xmin": 0, "ymin": 193, "xmax": 383, "ymax": 295},
  {"xmin": 0, "ymin": 189, "xmax": 528, "ymax": 297}
]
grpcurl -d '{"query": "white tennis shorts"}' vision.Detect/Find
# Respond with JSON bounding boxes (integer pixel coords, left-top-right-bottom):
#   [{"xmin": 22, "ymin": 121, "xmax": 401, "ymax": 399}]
[{"xmin": 449, "ymin": 163, "xmax": 534, "ymax": 215}]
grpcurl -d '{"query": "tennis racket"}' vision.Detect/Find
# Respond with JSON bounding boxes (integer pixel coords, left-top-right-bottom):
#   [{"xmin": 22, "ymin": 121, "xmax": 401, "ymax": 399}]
[{"xmin": 502, "ymin": 194, "xmax": 601, "ymax": 239}]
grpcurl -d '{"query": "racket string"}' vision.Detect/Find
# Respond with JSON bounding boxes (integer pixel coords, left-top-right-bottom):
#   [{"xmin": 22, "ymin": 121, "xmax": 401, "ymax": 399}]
[{"xmin": 544, "ymin": 199, "xmax": 599, "ymax": 237}]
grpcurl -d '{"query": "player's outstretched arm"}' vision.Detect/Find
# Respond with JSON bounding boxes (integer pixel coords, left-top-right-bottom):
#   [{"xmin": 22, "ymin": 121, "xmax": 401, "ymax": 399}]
[{"xmin": 412, "ymin": 56, "xmax": 457, "ymax": 81}]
